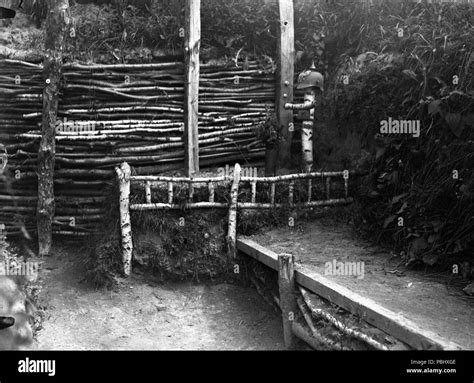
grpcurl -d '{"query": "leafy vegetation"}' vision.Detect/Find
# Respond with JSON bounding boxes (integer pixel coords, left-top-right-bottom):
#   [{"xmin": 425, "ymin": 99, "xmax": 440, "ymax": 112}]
[{"xmin": 317, "ymin": 1, "xmax": 473, "ymax": 268}]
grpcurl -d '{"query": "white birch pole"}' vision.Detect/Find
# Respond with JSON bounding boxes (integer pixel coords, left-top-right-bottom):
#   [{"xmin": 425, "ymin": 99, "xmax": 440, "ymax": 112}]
[
  {"xmin": 116, "ymin": 162, "xmax": 133, "ymax": 276},
  {"xmin": 227, "ymin": 163, "xmax": 241, "ymax": 258}
]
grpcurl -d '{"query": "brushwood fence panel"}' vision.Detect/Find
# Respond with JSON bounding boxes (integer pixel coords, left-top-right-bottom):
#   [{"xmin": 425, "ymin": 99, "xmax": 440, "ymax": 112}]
[
  {"xmin": 0, "ymin": 58, "xmax": 275, "ymax": 237},
  {"xmin": 0, "ymin": 60, "xmax": 42, "ymax": 237}
]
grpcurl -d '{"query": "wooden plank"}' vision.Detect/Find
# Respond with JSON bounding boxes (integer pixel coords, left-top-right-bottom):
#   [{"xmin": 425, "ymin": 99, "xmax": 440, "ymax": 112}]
[
  {"xmin": 237, "ymin": 238, "xmax": 278, "ymax": 270},
  {"xmin": 184, "ymin": 0, "xmax": 200, "ymax": 176},
  {"xmin": 236, "ymin": 238, "xmax": 464, "ymax": 350},
  {"xmin": 37, "ymin": 0, "xmax": 70, "ymax": 256}
]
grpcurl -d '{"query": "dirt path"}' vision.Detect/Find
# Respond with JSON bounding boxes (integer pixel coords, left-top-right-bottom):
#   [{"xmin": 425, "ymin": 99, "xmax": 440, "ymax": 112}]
[
  {"xmin": 34, "ymin": 246, "xmax": 284, "ymax": 350},
  {"xmin": 248, "ymin": 221, "xmax": 474, "ymax": 350}
]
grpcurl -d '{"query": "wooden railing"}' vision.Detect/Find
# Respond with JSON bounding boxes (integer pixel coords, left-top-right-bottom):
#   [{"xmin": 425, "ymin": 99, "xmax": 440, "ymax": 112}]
[{"xmin": 116, "ymin": 162, "xmax": 354, "ymax": 276}]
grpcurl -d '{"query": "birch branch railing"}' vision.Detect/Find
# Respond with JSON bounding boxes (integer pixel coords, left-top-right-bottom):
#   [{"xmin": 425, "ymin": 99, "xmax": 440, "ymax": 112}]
[{"xmin": 116, "ymin": 161, "xmax": 354, "ymax": 276}]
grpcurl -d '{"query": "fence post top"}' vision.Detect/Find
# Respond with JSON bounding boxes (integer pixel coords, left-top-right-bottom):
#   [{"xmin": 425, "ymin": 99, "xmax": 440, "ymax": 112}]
[{"xmin": 118, "ymin": 162, "xmax": 131, "ymax": 181}]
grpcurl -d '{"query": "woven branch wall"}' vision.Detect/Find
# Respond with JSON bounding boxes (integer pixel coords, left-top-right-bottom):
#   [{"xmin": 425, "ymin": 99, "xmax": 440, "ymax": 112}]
[{"xmin": 0, "ymin": 57, "xmax": 275, "ymax": 237}]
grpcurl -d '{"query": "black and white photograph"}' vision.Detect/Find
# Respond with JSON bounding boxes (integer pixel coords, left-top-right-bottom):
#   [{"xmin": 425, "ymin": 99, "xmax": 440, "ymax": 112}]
[{"xmin": 0, "ymin": 0, "xmax": 472, "ymax": 379}]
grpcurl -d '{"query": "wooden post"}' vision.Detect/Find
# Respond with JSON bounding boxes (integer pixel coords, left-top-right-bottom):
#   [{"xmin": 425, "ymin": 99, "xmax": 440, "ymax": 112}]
[
  {"xmin": 116, "ymin": 162, "xmax": 133, "ymax": 276},
  {"xmin": 288, "ymin": 181, "xmax": 294, "ymax": 207},
  {"xmin": 37, "ymin": 0, "xmax": 70, "ymax": 257},
  {"xmin": 278, "ymin": 253, "xmax": 297, "ymax": 349},
  {"xmin": 307, "ymin": 179, "xmax": 312, "ymax": 202},
  {"xmin": 145, "ymin": 181, "xmax": 152, "ymax": 204},
  {"xmin": 326, "ymin": 177, "xmax": 331, "ymax": 200},
  {"xmin": 208, "ymin": 182, "xmax": 214, "ymax": 203},
  {"xmin": 269, "ymin": 0, "xmax": 294, "ymax": 175},
  {"xmin": 251, "ymin": 180, "xmax": 257, "ymax": 204},
  {"xmin": 227, "ymin": 163, "xmax": 241, "ymax": 258},
  {"xmin": 184, "ymin": 0, "xmax": 200, "ymax": 177},
  {"xmin": 270, "ymin": 182, "xmax": 276, "ymax": 205},
  {"xmin": 168, "ymin": 182, "xmax": 174, "ymax": 204},
  {"xmin": 301, "ymin": 90, "xmax": 315, "ymax": 172}
]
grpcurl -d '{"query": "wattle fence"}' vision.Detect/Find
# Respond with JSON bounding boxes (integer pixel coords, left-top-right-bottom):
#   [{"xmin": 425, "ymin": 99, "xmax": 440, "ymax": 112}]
[{"xmin": 0, "ymin": 57, "xmax": 275, "ymax": 237}]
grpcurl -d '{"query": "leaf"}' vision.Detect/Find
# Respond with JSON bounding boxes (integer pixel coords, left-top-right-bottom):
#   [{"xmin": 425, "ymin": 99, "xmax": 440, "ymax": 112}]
[
  {"xmin": 459, "ymin": 184, "xmax": 472, "ymax": 197},
  {"xmin": 388, "ymin": 170, "xmax": 399, "ymax": 185},
  {"xmin": 422, "ymin": 253, "xmax": 438, "ymax": 266},
  {"xmin": 397, "ymin": 202, "xmax": 408, "ymax": 214},
  {"xmin": 383, "ymin": 215, "xmax": 396, "ymax": 228},
  {"xmin": 444, "ymin": 112, "xmax": 464, "ymax": 137},
  {"xmin": 391, "ymin": 193, "xmax": 408, "ymax": 205},
  {"xmin": 431, "ymin": 220, "xmax": 443, "ymax": 232},
  {"xmin": 462, "ymin": 114, "xmax": 474, "ymax": 128},
  {"xmin": 402, "ymin": 69, "xmax": 418, "ymax": 81},
  {"xmin": 463, "ymin": 283, "xmax": 474, "ymax": 296},
  {"xmin": 408, "ymin": 237, "xmax": 428, "ymax": 259},
  {"xmin": 375, "ymin": 146, "xmax": 385, "ymax": 160},
  {"xmin": 428, "ymin": 99, "xmax": 441, "ymax": 116}
]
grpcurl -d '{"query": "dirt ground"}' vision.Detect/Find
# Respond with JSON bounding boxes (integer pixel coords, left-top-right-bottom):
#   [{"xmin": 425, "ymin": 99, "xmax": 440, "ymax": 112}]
[
  {"xmin": 248, "ymin": 220, "xmax": 474, "ymax": 350},
  {"xmin": 33, "ymin": 245, "xmax": 284, "ymax": 350}
]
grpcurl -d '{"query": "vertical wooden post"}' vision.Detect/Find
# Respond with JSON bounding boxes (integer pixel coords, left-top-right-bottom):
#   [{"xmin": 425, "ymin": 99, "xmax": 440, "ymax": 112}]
[
  {"xmin": 326, "ymin": 177, "xmax": 331, "ymax": 200},
  {"xmin": 184, "ymin": 0, "xmax": 200, "ymax": 177},
  {"xmin": 251, "ymin": 180, "xmax": 257, "ymax": 204},
  {"xmin": 307, "ymin": 179, "xmax": 312, "ymax": 203},
  {"xmin": 278, "ymin": 253, "xmax": 297, "ymax": 349},
  {"xmin": 268, "ymin": 0, "xmax": 294, "ymax": 175},
  {"xmin": 301, "ymin": 90, "xmax": 315, "ymax": 172},
  {"xmin": 344, "ymin": 173, "xmax": 349, "ymax": 199},
  {"xmin": 116, "ymin": 162, "xmax": 133, "ymax": 276},
  {"xmin": 227, "ymin": 163, "xmax": 241, "ymax": 258},
  {"xmin": 288, "ymin": 180, "xmax": 294, "ymax": 207},
  {"xmin": 0, "ymin": 224, "xmax": 6, "ymax": 260},
  {"xmin": 168, "ymin": 182, "xmax": 174, "ymax": 204},
  {"xmin": 208, "ymin": 182, "xmax": 214, "ymax": 203},
  {"xmin": 145, "ymin": 181, "xmax": 152, "ymax": 204},
  {"xmin": 270, "ymin": 182, "xmax": 276, "ymax": 205},
  {"xmin": 37, "ymin": 0, "xmax": 70, "ymax": 256}
]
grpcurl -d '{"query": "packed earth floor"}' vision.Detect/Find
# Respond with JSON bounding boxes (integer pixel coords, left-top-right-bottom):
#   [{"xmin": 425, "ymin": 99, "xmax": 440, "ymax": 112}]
[{"xmin": 33, "ymin": 245, "xmax": 285, "ymax": 350}]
